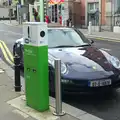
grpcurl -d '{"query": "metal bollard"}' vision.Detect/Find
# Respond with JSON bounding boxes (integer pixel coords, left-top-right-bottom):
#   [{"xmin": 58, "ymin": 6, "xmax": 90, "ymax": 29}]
[
  {"xmin": 14, "ymin": 55, "xmax": 21, "ymax": 92},
  {"xmin": 88, "ymin": 21, "xmax": 92, "ymax": 35},
  {"xmin": 19, "ymin": 16, "xmax": 22, "ymax": 24},
  {"xmin": 53, "ymin": 59, "xmax": 65, "ymax": 116}
]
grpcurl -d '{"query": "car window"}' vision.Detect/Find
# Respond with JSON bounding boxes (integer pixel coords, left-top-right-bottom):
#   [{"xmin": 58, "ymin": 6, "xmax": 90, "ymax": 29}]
[{"xmin": 48, "ymin": 29, "xmax": 90, "ymax": 48}]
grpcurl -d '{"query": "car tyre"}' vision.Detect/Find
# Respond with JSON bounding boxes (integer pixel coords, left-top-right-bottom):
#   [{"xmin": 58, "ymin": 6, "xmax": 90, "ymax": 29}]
[{"xmin": 49, "ymin": 71, "xmax": 55, "ymax": 97}]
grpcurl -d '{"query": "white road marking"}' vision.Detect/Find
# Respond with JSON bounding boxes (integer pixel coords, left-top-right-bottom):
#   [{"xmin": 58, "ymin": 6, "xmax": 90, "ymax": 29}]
[
  {"xmin": 101, "ymin": 48, "xmax": 111, "ymax": 51},
  {"xmin": 0, "ymin": 69, "xmax": 4, "ymax": 73}
]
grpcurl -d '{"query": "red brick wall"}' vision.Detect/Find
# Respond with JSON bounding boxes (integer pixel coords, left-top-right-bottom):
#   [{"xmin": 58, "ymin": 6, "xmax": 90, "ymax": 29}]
[
  {"xmin": 80, "ymin": 0, "xmax": 85, "ymax": 25},
  {"xmin": 101, "ymin": 0, "xmax": 106, "ymax": 25}
]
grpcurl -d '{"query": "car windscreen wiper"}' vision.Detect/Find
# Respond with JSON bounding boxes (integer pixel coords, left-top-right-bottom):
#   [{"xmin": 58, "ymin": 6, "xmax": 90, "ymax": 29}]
[{"xmin": 53, "ymin": 45, "xmax": 76, "ymax": 48}]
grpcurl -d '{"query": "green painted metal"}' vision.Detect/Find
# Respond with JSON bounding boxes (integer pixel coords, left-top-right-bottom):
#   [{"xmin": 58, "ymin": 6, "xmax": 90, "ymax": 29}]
[
  {"xmin": 24, "ymin": 45, "xmax": 49, "ymax": 112},
  {"xmin": 39, "ymin": 0, "xmax": 44, "ymax": 22}
]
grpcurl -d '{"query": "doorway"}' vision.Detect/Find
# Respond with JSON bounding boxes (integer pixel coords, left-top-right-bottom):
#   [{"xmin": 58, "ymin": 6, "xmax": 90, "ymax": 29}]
[{"xmin": 48, "ymin": 4, "xmax": 61, "ymax": 23}]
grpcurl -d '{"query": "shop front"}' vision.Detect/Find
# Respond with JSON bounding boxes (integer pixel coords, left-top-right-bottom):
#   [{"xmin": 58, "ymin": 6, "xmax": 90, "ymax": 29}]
[
  {"xmin": 48, "ymin": 0, "xmax": 64, "ymax": 24},
  {"xmin": 29, "ymin": 0, "xmax": 69, "ymax": 25}
]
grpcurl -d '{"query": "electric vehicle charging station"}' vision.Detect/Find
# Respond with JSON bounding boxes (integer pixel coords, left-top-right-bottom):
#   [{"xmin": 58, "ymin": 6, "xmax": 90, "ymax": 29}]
[{"xmin": 23, "ymin": 22, "xmax": 49, "ymax": 112}]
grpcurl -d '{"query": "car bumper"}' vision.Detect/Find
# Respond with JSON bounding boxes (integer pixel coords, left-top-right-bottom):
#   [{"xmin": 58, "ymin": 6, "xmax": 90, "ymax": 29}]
[
  {"xmin": 19, "ymin": 63, "xmax": 120, "ymax": 94},
  {"xmin": 61, "ymin": 79, "xmax": 120, "ymax": 94}
]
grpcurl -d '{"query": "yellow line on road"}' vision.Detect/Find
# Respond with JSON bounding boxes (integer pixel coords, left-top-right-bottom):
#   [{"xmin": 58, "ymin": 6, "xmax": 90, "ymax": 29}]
[
  {"xmin": 0, "ymin": 42, "xmax": 14, "ymax": 66},
  {"xmin": 0, "ymin": 40, "xmax": 14, "ymax": 62},
  {"xmin": 95, "ymin": 37, "xmax": 120, "ymax": 43}
]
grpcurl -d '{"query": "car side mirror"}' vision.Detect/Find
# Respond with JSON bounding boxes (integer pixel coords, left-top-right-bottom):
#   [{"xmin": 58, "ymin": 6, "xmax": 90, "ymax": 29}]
[{"xmin": 88, "ymin": 39, "xmax": 94, "ymax": 44}]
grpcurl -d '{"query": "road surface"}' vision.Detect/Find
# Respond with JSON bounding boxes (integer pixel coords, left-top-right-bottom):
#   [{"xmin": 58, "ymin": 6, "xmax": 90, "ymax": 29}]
[{"xmin": 0, "ymin": 23, "xmax": 120, "ymax": 120}]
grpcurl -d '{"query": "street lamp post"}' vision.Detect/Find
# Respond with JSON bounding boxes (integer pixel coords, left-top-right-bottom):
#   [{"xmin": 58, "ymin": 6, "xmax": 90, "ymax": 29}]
[
  {"xmin": 8, "ymin": 0, "xmax": 12, "ymax": 23},
  {"xmin": 39, "ymin": 0, "xmax": 44, "ymax": 22},
  {"xmin": 99, "ymin": 0, "xmax": 102, "ymax": 32},
  {"xmin": 110, "ymin": 0, "xmax": 113, "ymax": 32}
]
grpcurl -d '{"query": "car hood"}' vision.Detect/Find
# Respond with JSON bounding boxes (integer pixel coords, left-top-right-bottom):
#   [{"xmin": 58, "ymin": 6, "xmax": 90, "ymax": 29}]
[
  {"xmin": 16, "ymin": 38, "xmax": 113, "ymax": 73},
  {"xmin": 48, "ymin": 46, "xmax": 113, "ymax": 73},
  {"xmin": 16, "ymin": 38, "xmax": 116, "ymax": 79}
]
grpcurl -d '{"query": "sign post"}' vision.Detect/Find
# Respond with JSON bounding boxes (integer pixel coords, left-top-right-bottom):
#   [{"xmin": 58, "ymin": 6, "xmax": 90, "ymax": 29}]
[
  {"xmin": 39, "ymin": 0, "xmax": 44, "ymax": 22},
  {"xmin": 23, "ymin": 22, "xmax": 49, "ymax": 112}
]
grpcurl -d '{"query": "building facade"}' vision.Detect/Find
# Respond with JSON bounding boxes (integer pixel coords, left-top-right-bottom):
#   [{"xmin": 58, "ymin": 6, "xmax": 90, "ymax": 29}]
[
  {"xmin": 17, "ymin": 0, "xmax": 120, "ymax": 26},
  {"xmin": 107, "ymin": 0, "xmax": 120, "ymax": 26},
  {"xmin": 84, "ymin": 0, "xmax": 120, "ymax": 26},
  {"xmin": 84, "ymin": 0, "xmax": 105, "ymax": 26},
  {"xmin": 79, "ymin": 0, "xmax": 85, "ymax": 25},
  {"xmin": 32, "ymin": 0, "xmax": 81, "ymax": 26}
]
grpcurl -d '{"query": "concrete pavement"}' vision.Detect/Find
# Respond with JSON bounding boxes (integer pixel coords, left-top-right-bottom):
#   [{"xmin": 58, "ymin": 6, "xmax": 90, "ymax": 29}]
[
  {"xmin": 79, "ymin": 29, "xmax": 120, "ymax": 41},
  {"xmin": 1, "ymin": 21, "xmax": 120, "ymax": 120},
  {"xmin": 0, "ymin": 60, "xmax": 36, "ymax": 120},
  {"xmin": 0, "ymin": 57, "xmax": 103, "ymax": 120},
  {"xmin": 0, "ymin": 20, "xmax": 20, "ymax": 26},
  {"xmin": 1, "ymin": 34, "xmax": 120, "ymax": 120},
  {"xmin": 1, "ymin": 20, "xmax": 120, "ymax": 41}
]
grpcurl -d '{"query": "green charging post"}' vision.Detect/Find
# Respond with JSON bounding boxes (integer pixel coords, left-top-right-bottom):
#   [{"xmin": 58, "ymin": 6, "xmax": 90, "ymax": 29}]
[{"xmin": 23, "ymin": 22, "xmax": 49, "ymax": 112}]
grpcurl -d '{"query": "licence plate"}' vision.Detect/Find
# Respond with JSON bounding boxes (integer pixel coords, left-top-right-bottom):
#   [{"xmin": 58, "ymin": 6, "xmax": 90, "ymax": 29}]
[{"xmin": 88, "ymin": 79, "xmax": 112, "ymax": 87}]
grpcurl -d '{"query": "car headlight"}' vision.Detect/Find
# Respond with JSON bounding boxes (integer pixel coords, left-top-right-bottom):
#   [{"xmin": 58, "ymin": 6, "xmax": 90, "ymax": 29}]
[
  {"xmin": 61, "ymin": 62, "xmax": 68, "ymax": 74},
  {"xmin": 49, "ymin": 60, "xmax": 68, "ymax": 74},
  {"xmin": 110, "ymin": 56, "xmax": 120, "ymax": 69}
]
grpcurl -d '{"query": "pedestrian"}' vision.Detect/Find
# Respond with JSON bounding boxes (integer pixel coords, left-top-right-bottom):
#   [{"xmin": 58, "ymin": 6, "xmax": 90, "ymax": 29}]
[
  {"xmin": 66, "ymin": 18, "xmax": 69, "ymax": 26},
  {"xmin": 32, "ymin": 8, "xmax": 40, "ymax": 22},
  {"xmin": 59, "ymin": 16, "xmax": 62, "ymax": 25},
  {"xmin": 69, "ymin": 18, "xmax": 72, "ymax": 27},
  {"xmin": 45, "ymin": 15, "xmax": 50, "ymax": 24},
  {"xmin": 66, "ymin": 18, "xmax": 72, "ymax": 27}
]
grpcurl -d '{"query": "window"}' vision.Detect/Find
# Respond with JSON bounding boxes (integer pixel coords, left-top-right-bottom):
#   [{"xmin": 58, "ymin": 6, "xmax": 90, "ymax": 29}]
[
  {"xmin": 48, "ymin": 29, "xmax": 90, "ymax": 48},
  {"xmin": 106, "ymin": 0, "xmax": 111, "ymax": 2},
  {"xmin": 95, "ymin": 2, "xmax": 99, "ymax": 9},
  {"xmin": 89, "ymin": 3, "xmax": 94, "ymax": 10},
  {"xmin": 88, "ymin": 2, "xmax": 99, "ymax": 11}
]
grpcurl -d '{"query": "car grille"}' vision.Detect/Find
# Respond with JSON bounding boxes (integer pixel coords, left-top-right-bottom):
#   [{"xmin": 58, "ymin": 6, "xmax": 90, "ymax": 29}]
[{"xmin": 72, "ymin": 80, "xmax": 88, "ymax": 86}]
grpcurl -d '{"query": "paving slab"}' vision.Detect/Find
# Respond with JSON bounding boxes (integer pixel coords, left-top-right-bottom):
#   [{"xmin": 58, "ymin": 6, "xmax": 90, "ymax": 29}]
[{"xmin": 0, "ymin": 55, "xmax": 104, "ymax": 120}]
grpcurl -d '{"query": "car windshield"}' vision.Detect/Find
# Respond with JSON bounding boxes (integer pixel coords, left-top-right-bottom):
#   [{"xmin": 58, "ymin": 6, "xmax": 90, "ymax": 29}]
[{"xmin": 48, "ymin": 28, "xmax": 90, "ymax": 48}]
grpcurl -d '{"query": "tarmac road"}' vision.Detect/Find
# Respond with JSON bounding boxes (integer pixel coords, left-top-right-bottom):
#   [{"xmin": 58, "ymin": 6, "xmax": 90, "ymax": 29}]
[{"xmin": 0, "ymin": 23, "xmax": 120, "ymax": 120}]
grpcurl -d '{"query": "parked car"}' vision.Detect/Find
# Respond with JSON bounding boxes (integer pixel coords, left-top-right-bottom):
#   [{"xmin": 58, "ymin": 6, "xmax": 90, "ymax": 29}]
[{"xmin": 13, "ymin": 27, "xmax": 120, "ymax": 94}]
